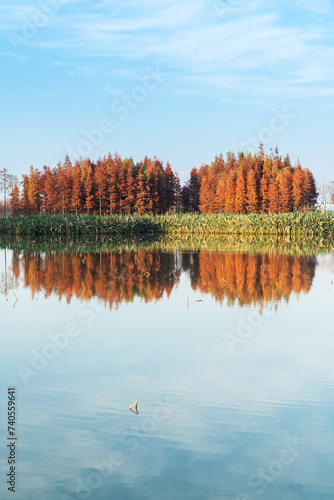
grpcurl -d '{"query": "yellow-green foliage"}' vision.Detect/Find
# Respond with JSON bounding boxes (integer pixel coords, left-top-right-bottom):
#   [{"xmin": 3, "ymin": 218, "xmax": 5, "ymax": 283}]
[{"xmin": 0, "ymin": 212, "xmax": 334, "ymax": 238}]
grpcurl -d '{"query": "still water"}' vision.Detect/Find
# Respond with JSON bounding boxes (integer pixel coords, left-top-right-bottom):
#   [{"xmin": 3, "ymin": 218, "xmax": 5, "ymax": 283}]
[{"xmin": 0, "ymin": 244, "xmax": 334, "ymax": 499}]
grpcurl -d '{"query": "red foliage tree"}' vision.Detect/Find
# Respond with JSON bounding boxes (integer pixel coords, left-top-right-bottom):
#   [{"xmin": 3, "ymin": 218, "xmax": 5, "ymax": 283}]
[
  {"xmin": 279, "ymin": 168, "xmax": 293, "ymax": 212},
  {"xmin": 41, "ymin": 165, "xmax": 55, "ymax": 214},
  {"xmin": 20, "ymin": 175, "xmax": 31, "ymax": 215},
  {"xmin": 27, "ymin": 166, "xmax": 40, "ymax": 214},
  {"xmin": 10, "ymin": 182, "xmax": 20, "ymax": 216},
  {"xmin": 225, "ymin": 171, "xmax": 237, "ymax": 213},
  {"xmin": 71, "ymin": 161, "xmax": 82, "ymax": 215},
  {"xmin": 235, "ymin": 169, "xmax": 246, "ymax": 213},
  {"xmin": 268, "ymin": 178, "xmax": 281, "ymax": 213},
  {"xmin": 246, "ymin": 168, "xmax": 259, "ymax": 213},
  {"xmin": 81, "ymin": 159, "xmax": 95, "ymax": 214},
  {"xmin": 135, "ymin": 167, "xmax": 153, "ymax": 214},
  {"xmin": 121, "ymin": 159, "xmax": 136, "ymax": 214},
  {"xmin": 163, "ymin": 162, "xmax": 176, "ymax": 212},
  {"xmin": 107, "ymin": 153, "xmax": 121, "ymax": 214},
  {"xmin": 292, "ymin": 162, "xmax": 304, "ymax": 211},
  {"xmin": 95, "ymin": 158, "xmax": 108, "ymax": 216}
]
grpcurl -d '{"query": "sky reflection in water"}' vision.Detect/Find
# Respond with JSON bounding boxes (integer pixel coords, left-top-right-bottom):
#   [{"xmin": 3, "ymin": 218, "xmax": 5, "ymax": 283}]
[{"xmin": 0, "ymin": 248, "xmax": 333, "ymax": 500}]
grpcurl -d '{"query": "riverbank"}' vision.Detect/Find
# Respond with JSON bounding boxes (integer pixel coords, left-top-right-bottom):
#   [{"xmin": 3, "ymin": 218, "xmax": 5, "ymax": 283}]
[{"xmin": 0, "ymin": 212, "xmax": 334, "ymax": 238}]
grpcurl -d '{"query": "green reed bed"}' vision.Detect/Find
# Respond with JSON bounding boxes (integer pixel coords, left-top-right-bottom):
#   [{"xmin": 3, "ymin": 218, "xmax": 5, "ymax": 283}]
[
  {"xmin": 159, "ymin": 212, "xmax": 334, "ymax": 237},
  {"xmin": 0, "ymin": 212, "xmax": 334, "ymax": 238},
  {"xmin": 0, "ymin": 214, "xmax": 163, "ymax": 237}
]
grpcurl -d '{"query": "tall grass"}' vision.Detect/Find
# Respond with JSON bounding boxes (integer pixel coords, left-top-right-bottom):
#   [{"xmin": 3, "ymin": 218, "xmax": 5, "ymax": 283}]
[{"xmin": 0, "ymin": 212, "xmax": 334, "ymax": 238}]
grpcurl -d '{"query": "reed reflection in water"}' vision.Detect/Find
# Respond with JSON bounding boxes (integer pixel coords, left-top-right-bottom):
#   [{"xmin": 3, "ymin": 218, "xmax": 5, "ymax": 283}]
[{"xmin": 5, "ymin": 249, "xmax": 317, "ymax": 308}]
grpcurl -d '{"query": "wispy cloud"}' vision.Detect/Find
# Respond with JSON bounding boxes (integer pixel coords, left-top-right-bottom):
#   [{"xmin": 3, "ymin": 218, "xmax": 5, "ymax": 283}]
[
  {"xmin": 68, "ymin": 65, "xmax": 96, "ymax": 78},
  {"xmin": 101, "ymin": 86, "xmax": 124, "ymax": 95},
  {"xmin": 0, "ymin": 49, "xmax": 29, "ymax": 62},
  {"xmin": 1, "ymin": 0, "xmax": 334, "ymax": 100},
  {"xmin": 297, "ymin": 0, "xmax": 332, "ymax": 15}
]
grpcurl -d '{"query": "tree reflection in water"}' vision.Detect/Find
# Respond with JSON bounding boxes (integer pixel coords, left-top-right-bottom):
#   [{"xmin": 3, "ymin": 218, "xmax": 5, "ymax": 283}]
[{"xmin": 6, "ymin": 250, "xmax": 316, "ymax": 309}]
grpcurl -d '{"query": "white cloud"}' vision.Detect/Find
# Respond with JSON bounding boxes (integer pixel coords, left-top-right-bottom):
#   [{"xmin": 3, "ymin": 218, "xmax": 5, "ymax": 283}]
[{"xmin": 1, "ymin": 0, "xmax": 334, "ymax": 100}]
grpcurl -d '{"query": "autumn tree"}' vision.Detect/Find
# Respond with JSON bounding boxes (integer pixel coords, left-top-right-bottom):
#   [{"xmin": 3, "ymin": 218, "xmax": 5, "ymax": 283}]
[
  {"xmin": 81, "ymin": 159, "xmax": 95, "ymax": 214},
  {"xmin": 189, "ymin": 167, "xmax": 200, "ymax": 212},
  {"xmin": 135, "ymin": 167, "xmax": 153, "ymax": 214},
  {"xmin": 61, "ymin": 155, "xmax": 73, "ymax": 214},
  {"xmin": 279, "ymin": 168, "xmax": 293, "ymax": 212},
  {"xmin": 147, "ymin": 165, "xmax": 161, "ymax": 214},
  {"xmin": 268, "ymin": 178, "xmax": 281, "ymax": 213},
  {"xmin": 292, "ymin": 162, "xmax": 304, "ymax": 211},
  {"xmin": 162, "ymin": 162, "xmax": 176, "ymax": 212},
  {"xmin": 123, "ymin": 159, "xmax": 136, "ymax": 213},
  {"xmin": 174, "ymin": 173, "xmax": 182, "ymax": 213},
  {"xmin": 225, "ymin": 171, "xmax": 237, "ymax": 213},
  {"xmin": 235, "ymin": 168, "xmax": 246, "ymax": 213},
  {"xmin": 95, "ymin": 158, "xmax": 108, "ymax": 216},
  {"xmin": 27, "ymin": 166, "xmax": 40, "ymax": 214},
  {"xmin": 21, "ymin": 175, "xmax": 31, "ymax": 215},
  {"xmin": 214, "ymin": 177, "xmax": 226, "ymax": 213},
  {"xmin": 10, "ymin": 181, "xmax": 20, "ymax": 216},
  {"xmin": 302, "ymin": 168, "xmax": 318, "ymax": 210},
  {"xmin": 246, "ymin": 168, "xmax": 258, "ymax": 213},
  {"xmin": 198, "ymin": 166, "xmax": 211, "ymax": 213},
  {"xmin": 71, "ymin": 161, "xmax": 82, "ymax": 215},
  {"xmin": 107, "ymin": 153, "xmax": 121, "ymax": 214}
]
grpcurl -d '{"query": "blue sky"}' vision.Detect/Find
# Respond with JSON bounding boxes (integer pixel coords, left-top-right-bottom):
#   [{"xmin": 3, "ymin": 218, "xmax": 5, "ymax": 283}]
[{"xmin": 1, "ymin": 0, "xmax": 334, "ymax": 184}]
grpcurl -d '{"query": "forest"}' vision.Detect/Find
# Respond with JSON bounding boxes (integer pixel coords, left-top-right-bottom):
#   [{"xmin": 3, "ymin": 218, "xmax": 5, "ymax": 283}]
[{"xmin": 2, "ymin": 146, "xmax": 319, "ymax": 216}]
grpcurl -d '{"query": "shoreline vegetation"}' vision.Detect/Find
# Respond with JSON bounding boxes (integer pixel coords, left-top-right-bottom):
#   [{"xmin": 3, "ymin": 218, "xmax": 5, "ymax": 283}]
[
  {"xmin": 1, "ymin": 145, "xmax": 332, "ymax": 246},
  {"xmin": 0, "ymin": 213, "xmax": 334, "ymax": 240}
]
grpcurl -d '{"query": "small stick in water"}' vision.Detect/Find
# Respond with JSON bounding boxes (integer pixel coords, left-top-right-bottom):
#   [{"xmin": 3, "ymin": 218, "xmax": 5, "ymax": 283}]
[{"xmin": 129, "ymin": 401, "xmax": 139, "ymax": 414}]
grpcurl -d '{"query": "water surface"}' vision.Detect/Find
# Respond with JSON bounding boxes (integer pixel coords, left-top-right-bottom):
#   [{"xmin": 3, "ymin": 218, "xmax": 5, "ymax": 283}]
[{"xmin": 0, "ymin": 245, "xmax": 333, "ymax": 499}]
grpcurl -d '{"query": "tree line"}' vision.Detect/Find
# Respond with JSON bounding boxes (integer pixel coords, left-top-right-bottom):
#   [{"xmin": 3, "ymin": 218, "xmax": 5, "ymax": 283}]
[
  {"xmin": 5, "ymin": 146, "xmax": 319, "ymax": 216},
  {"xmin": 195, "ymin": 146, "xmax": 318, "ymax": 213},
  {"xmin": 10, "ymin": 154, "xmax": 182, "ymax": 216}
]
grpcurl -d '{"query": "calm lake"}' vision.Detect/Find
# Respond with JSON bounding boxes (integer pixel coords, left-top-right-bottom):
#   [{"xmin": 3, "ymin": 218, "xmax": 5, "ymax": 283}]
[{"xmin": 0, "ymin": 242, "xmax": 334, "ymax": 499}]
